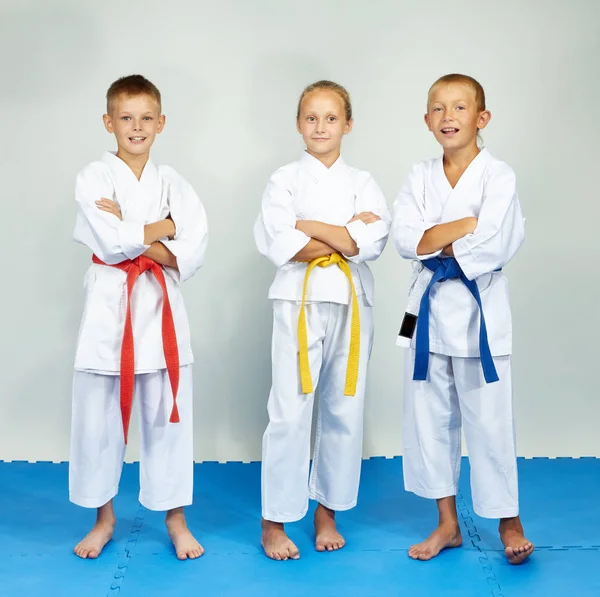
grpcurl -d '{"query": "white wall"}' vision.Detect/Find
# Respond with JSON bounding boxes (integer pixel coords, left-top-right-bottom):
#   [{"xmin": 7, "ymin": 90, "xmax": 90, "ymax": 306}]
[{"xmin": 1, "ymin": 0, "xmax": 598, "ymax": 462}]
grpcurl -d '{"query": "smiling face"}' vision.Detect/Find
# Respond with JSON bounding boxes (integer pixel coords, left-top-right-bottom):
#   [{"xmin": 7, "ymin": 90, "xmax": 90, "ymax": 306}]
[
  {"xmin": 103, "ymin": 93, "xmax": 165, "ymax": 159},
  {"xmin": 296, "ymin": 89, "xmax": 352, "ymax": 164},
  {"xmin": 425, "ymin": 82, "xmax": 490, "ymax": 151}
]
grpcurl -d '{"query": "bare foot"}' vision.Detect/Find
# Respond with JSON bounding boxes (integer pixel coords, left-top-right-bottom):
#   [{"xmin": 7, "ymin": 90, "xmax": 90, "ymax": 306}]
[
  {"xmin": 408, "ymin": 522, "xmax": 463, "ymax": 561},
  {"xmin": 166, "ymin": 507, "xmax": 204, "ymax": 560},
  {"xmin": 314, "ymin": 504, "xmax": 345, "ymax": 552},
  {"xmin": 261, "ymin": 518, "xmax": 300, "ymax": 561},
  {"xmin": 74, "ymin": 502, "xmax": 116, "ymax": 559},
  {"xmin": 500, "ymin": 517, "xmax": 534, "ymax": 565}
]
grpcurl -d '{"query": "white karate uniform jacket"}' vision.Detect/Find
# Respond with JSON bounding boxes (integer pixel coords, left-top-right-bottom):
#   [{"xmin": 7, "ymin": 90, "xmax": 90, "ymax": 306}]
[
  {"xmin": 73, "ymin": 151, "xmax": 208, "ymax": 373},
  {"xmin": 254, "ymin": 151, "xmax": 391, "ymax": 302},
  {"xmin": 393, "ymin": 148, "xmax": 525, "ymax": 357}
]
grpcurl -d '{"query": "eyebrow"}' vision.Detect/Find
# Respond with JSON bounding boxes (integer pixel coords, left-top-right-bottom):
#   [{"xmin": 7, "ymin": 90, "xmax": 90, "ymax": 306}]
[{"xmin": 303, "ymin": 110, "xmax": 341, "ymax": 116}]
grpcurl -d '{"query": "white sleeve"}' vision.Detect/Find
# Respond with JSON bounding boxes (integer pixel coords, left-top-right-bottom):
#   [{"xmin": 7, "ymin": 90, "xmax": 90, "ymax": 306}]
[
  {"xmin": 72, "ymin": 164, "xmax": 148, "ymax": 264},
  {"xmin": 161, "ymin": 173, "xmax": 209, "ymax": 283},
  {"xmin": 453, "ymin": 165, "xmax": 525, "ymax": 280},
  {"xmin": 392, "ymin": 163, "xmax": 442, "ymax": 261},
  {"xmin": 254, "ymin": 169, "xmax": 310, "ymax": 267},
  {"xmin": 344, "ymin": 174, "xmax": 391, "ymax": 264}
]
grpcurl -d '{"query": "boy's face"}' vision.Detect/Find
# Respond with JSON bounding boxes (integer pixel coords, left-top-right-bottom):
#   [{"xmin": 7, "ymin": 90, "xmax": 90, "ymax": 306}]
[
  {"xmin": 297, "ymin": 90, "xmax": 352, "ymax": 160},
  {"xmin": 103, "ymin": 94, "xmax": 165, "ymax": 157},
  {"xmin": 425, "ymin": 83, "xmax": 490, "ymax": 150}
]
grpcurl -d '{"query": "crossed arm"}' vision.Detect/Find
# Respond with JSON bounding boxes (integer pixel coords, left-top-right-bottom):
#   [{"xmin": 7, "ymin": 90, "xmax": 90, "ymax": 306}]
[
  {"xmin": 95, "ymin": 198, "xmax": 178, "ymax": 269},
  {"xmin": 416, "ymin": 216, "xmax": 478, "ymax": 257},
  {"xmin": 291, "ymin": 212, "xmax": 381, "ymax": 262}
]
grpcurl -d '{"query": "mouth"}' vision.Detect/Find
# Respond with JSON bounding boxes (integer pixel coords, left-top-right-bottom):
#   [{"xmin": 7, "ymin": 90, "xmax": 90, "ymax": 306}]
[
  {"xmin": 312, "ymin": 138, "xmax": 330, "ymax": 142},
  {"xmin": 440, "ymin": 128, "xmax": 459, "ymax": 136},
  {"xmin": 129, "ymin": 136, "xmax": 147, "ymax": 144}
]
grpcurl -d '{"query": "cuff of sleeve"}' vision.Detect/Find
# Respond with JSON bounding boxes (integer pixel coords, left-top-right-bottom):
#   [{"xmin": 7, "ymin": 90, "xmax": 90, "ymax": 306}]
[
  {"xmin": 161, "ymin": 239, "xmax": 188, "ymax": 282},
  {"xmin": 405, "ymin": 224, "xmax": 442, "ymax": 260},
  {"xmin": 268, "ymin": 229, "xmax": 311, "ymax": 267},
  {"xmin": 345, "ymin": 219, "xmax": 370, "ymax": 247},
  {"xmin": 171, "ymin": 217, "xmax": 182, "ymax": 240},
  {"xmin": 343, "ymin": 220, "xmax": 369, "ymax": 263},
  {"xmin": 452, "ymin": 236, "xmax": 477, "ymax": 280},
  {"xmin": 118, "ymin": 221, "xmax": 148, "ymax": 260}
]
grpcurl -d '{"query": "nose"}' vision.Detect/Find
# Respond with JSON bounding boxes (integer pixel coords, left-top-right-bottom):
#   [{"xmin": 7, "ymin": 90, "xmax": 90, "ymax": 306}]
[
  {"xmin": 133, "ymin": 119, "xmax": 143, "ymax": 131},
  {"xmin": 316, "ymin": 118, "xmax": 326, "ymax": 133}
]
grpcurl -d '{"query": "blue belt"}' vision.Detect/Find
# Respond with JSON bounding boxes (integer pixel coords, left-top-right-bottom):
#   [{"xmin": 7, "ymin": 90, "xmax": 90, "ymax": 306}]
[{"xmin": 413, "ymin": 257, "xmax": 499, "ymax": 384}]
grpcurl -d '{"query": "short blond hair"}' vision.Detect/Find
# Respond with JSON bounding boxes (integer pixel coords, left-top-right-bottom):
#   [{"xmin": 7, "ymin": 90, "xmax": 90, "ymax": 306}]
[{"xmin": 428, "ymin": 73, "xmax": 486, "ymax": 111}]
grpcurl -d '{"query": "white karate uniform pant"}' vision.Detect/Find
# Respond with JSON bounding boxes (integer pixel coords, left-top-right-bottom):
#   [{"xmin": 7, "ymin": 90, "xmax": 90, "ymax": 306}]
[
  {"xmin": 69, "ymin": 365, "xmax": 193, "ymax": 511},
  {"xmin": 403, "ymin": 349, "xmax": 519, "ymax": 519},
  {"xmin": 262, "ymin": 296, "xmax": 374, "ymax": 523}
]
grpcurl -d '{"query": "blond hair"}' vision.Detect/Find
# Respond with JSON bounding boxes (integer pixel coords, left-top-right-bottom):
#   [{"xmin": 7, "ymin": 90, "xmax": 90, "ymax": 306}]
[
  {"xmin": 428, "ymin": 73, "xmax": 486, "ymax": 111},
  {"xmin": 297, "ymin": 80, "xmax": 352, "ymax": 122}
]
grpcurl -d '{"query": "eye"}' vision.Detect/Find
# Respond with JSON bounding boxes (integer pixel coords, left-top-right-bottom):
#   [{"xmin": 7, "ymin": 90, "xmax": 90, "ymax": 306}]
[
  {"xmin": 327, "ymin": 116, "xmax": 337, "ymax": 122},
  {"xmin": 307, "ymin": 116, "xmax": 316, "ymax": 122},
  {"xmin": 121, "ymin": 116, "xmax": 131, "ymax": 121},
  {"xmin": 456, "ymin": 106, "xmax": 465, "ymax": 111},
  {"xmin": 143, "ymin": 116, "xmax": 153, "ymax": 120}
]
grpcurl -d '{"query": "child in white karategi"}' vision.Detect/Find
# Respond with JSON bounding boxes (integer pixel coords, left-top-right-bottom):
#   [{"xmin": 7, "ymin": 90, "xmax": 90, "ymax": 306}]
[
  {"xmin": 255, "ymin": 80, "xmax": 391, "ymax": 561},
  {"xmin": 393, "ymin": 73, "xmax": 533, "ymax": 564},
  {"xmin": 70, "ymin": 75, "xmax": 208, "ymax": 561}
]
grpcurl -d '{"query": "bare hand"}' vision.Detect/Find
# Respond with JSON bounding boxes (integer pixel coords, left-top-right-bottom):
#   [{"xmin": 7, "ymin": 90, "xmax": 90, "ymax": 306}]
[
  {"xmin": 96, "ymin": 198, "xmax": 122, "ymax": 220},
  {"xmin": 348, "ymin": 212, "xmax": 381, "ymax": 225}
]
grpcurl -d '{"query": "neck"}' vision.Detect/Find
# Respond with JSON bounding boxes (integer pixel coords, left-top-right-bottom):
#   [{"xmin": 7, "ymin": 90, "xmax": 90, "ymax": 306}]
[
  {"xmin": 443, "ymin": 141, "xmax": 481, "ymax": 170},
  {"xmin": 306, "ymin": 148, "xmax": 340, "ymax": 169},
  {"xmin": 115, "ymin": 148, "xmax": 150, "ymax": 180}
]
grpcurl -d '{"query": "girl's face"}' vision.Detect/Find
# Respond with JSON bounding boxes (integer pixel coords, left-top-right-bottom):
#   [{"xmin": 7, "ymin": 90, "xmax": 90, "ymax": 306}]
[
  {"xmin": 425, "ymin": 83, "xmax": 490, "ymax": 151},
  {"xmin": 297, "ymin": 90, "xmax": 352, "ymax": 162}
]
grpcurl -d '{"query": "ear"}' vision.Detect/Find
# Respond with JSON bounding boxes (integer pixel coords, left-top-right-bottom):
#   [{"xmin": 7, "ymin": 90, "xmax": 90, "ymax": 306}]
[
  {"xmin": 424, "ymin": 113, "xmax": 432, "ymax": 131},
  {"xmin": 477, "ymin": 110, "xmax": 492, "ymax": 131},
  {"xmin": 103, "ymin": 113, "xmax": 114, "ymax": 134},
  {"xmin": 157, "ymin": 114, "xmax": 166, "ymax": 134},
  {"xmin": 344, "ymin": 118, "xmax": 353, "ymax": 135},
  {"xmin": 296, "ymin": 119, "xmax": 303, "ymax": 135}
]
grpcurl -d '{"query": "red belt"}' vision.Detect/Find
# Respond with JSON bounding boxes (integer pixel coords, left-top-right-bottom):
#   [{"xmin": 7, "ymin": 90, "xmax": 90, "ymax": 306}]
[{"xmin": 92, "ymin": 255, "xmax": 180, "ymax": 443}]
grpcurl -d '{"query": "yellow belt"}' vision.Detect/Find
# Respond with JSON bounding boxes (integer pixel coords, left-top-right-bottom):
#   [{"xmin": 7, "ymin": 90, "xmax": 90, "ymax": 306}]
[{"xmin": 297, "ymin": 253, "xmax": 360, "ymax": 396}]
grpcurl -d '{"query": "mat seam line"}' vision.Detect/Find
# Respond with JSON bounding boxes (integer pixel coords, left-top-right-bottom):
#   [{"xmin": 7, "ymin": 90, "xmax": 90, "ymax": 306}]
[
  {"xmin": 457, "ymin": 491, "xmax": 506, "ymax": 597},
  {"xmin": 107, "ymin": 503, "xmax": 146, "ymax": 596}
]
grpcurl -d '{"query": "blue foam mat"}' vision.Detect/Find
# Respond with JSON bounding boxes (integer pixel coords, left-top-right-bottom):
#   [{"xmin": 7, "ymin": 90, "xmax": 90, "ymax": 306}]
[
  {"xmin": 457, "ymin": 458, "xmax": 600, "ymax": 550},
  {"xmin": 0, "ymin": 457, "xmax": 598, "ymax": 597},
  {"xmin": 120, "ymin": 549, "xmax": 490, "ymax": 597},
  {"xmin": 0, "ymin": 553, "xmax": 120, "ymax": 597},
  {"xmin": 0, "ymin": 462, "xmax": 142, "ymax": 556},
  {"xmin": 486, "ymin": 549, "xmax": 600, "ymax": 597}
]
